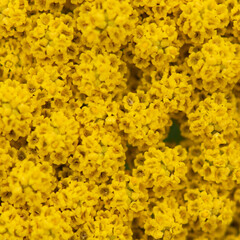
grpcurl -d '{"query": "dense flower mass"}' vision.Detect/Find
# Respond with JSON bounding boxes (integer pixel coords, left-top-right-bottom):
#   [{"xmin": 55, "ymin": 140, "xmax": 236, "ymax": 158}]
[{"xmin": 0, "ymin": 0, "xmax": 240, "ymax": 239}]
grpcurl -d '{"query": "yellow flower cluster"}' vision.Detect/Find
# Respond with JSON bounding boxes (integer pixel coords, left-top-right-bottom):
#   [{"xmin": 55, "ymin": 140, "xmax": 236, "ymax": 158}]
[
  {"xmin": 72, "ymin": 48, "xmax": 128, "ymax": 99},
  {"xmin": 187, "ymin": 36, "xmax": 240, "ymax": 92},
  {"xmin": 178, "ymin": 0, "xmax": 229, "ymax": 43},
  {"xmin": 0, "ymin": 79, "xmax": 34, "ymax": 140},
  {"xmin": 0, "ymin": 0, "xmax": 240, "ymax": 239},
  {"xmin": 75, "ymin": 0, "xmax": 138, "ymax": 52},
  {"xmin": 131, "ymin": 17, "xmax": 181, "ymax": 69}
]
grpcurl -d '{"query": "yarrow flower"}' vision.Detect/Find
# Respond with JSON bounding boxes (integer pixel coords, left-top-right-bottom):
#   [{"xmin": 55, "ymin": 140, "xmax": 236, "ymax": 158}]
[{"xmin": 0, "ymin": 0, "xmax": 240, "ymax": 239}]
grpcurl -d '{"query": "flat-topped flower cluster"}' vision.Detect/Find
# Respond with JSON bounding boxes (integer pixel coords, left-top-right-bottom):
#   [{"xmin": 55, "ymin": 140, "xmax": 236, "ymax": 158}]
[{"xmin": 0, "ymin": 0, "xmax": 240, "ymax": 239}]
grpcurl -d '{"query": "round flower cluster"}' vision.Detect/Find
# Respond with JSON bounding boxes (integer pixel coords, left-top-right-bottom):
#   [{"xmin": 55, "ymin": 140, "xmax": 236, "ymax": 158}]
[{"xmin": 0, "ymin": 0, "xmax": 240, "ymax": 239}]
